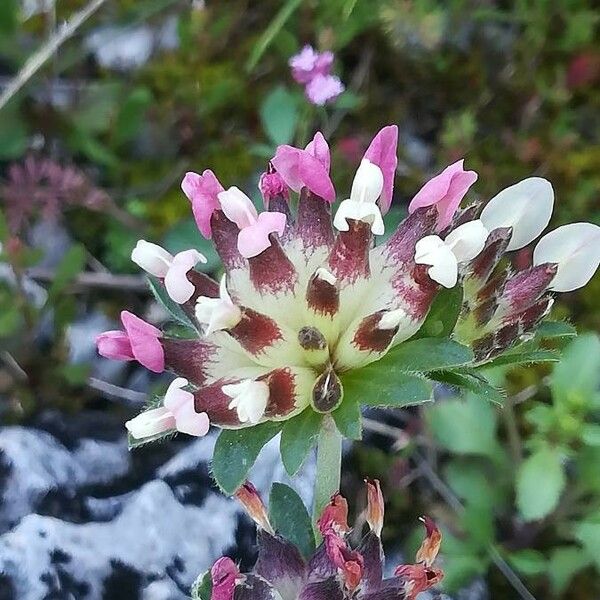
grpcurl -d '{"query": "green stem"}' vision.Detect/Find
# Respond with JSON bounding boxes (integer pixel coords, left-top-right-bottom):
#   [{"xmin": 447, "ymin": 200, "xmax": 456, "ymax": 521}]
[{"xmin": 312, "ymin": 415, "xmax": 343, "ymax": 531}]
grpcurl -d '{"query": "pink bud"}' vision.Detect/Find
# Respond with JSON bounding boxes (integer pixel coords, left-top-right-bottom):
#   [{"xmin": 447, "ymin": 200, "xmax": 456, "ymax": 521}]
[
  {"xmin": 120, "ymin": 311, "xmax": 165, "ymax": 373},
  {"xmin": 96, "ymin": 330, "xmax": 134, "ymax": 361},
  {"xmin": 181, "ymin": 170, "xmax": 224, "ymax": 239}
]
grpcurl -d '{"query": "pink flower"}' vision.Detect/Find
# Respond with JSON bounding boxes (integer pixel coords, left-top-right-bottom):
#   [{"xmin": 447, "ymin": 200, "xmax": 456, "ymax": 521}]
[
  {"xmin": 289, "ymin": 45, "xmax": 334, "ymax": 84},
  {"xmin": 96, "ymin": 311, "xmax": 164, "ymax": 373},
  {"xmin": 363, "ymin": 125, "xmax": 399, "ymax": 214},
  {"xmin": 271, "ymin": 132, "xmax": 335, "ymax": 203},
  {"xmin": 408, "ymin": 160, "xmax": 478, "ymax": 232},
  {"xmin": 305, "ymin": 74, "xmax": 345, "ymax": 106},
  {"xmin": 126, "ymin": 378, "xmax": 210, "ymax": 440},
  {"xmin": 218, "ymin": 187, "xmax": 286, "ymax": 258},
  {"xmin": 181, "ymin": 170, "xmax": 224, "ymax": 239}
]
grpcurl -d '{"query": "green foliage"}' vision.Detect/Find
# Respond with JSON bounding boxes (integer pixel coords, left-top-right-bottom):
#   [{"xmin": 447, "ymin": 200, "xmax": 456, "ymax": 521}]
[
  {"xmin": 269, "ymin": 483, "xmax": 315, "ymax": 559},
  {"xmin": 147, "ymin": 275, "xmax": 196, "ymax": 330},
  {"xmin": 212, "ymin": 422, "xmax": 282, "ymax": 494},
  {"xmin": 280, "ymin": 409, "xmax": 323, "ymax": 475},
  {"xmin": 416, "ymin": 286, "xmax": 464, "ymax": 338},
  {"xmin": 260, "ymin": 86, "xmax": 299, "ymax": 146},
  {"xmin": 516, "ymin": 445, "xmax": 566, "ymax": 521}
]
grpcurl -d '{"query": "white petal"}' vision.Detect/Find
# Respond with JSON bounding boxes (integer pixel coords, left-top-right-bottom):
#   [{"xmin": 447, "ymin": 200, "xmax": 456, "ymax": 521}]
[
  {"xmin": 350, "ymin": 159, "xmax": 383, "ymax": 204},
  {"xmin": 415, "ymin": 235, "xmax": 458, "ymax": 288},
  {"xmin": 480, "ymin": 177, "xmax": 554, "ymax": 251},
  {"xmin": 218, "ymin": 186, "xmax": 258, "ymax": 229},
  {"xmin": 444, "ymin": 219, "xmax": 489, "ymax": 263},
  {"xmin": 223, "ymin": 379, "xmax": 270, "ymax": 424},
  {"xmin": 125, "ymin": 407, "xmax": 174, "ymax": 439},
  {"xmin": 333, "ymin": 198, "xmax": 385, "ymax": 235},
  {"xmin": 533, "ymin": 222, "xmax": 600, "ymax": 292},
  {"xmin": 315, "ymin": 267, "xmax": 337, "ymax": 285},
  {"xmin": 195, "ymin": 276, "xmax": 242, "ymax": 335},
  {"xmin": 131, "ymin": 240, "xmax": 173, "ymax": 278}
]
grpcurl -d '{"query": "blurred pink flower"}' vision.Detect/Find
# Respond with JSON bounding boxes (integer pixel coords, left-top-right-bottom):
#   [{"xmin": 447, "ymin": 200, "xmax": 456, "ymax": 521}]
[
  {"xmin": 289, "ymin": 45, "xmax": 334, "ymax": 84},
  {"xmin": 305, "ymin": 74, "xmax": 345, "ymax": 106}
]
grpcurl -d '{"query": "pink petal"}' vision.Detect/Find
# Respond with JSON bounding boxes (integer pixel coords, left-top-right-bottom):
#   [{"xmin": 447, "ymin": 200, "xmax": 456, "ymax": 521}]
[
  {"xmin": 271, "ymin": 146, "xmax": 335, "ymax": 203},
  {"xmin": 181, "ymin": 170, "xmax": 224, "ymax": 239},
  {"xmin": 305, "ymin": 74, "xmax": 344, "ymax": 106},
  {"xmin": 120, "ymin": 311, "xmax": 164, "ymax": 373},
  {"xmin": 173, "ymin": 402, "xmax": 210, "ymax": 437},
  {"xmin": 363, "ymin": 125, "xmax": 399, "ymax": 214},
  {"xmin": 164, "ymin": 250, "xmax": 202, "ymax": 304},
  {"xmin": 96, "ymin": 330, "xmax": 134, "ymax": 361},
  {"xmin": 237, "ymin": 211, "xmax": 287, "ymax": 258},
  {"xmin": 258, "ymin": 170, "xmax": 289, "ymax": 206},
  {"xmin": 305, "ymin": 131, "xmax": 331, "ymax": 171},
  {"xmin": 408, "ymin": 160, "xmax": 478, "ymax": 231},
  {"xmin": 218, "ymin": 187, "xmax": 258, "ymax": 229}
]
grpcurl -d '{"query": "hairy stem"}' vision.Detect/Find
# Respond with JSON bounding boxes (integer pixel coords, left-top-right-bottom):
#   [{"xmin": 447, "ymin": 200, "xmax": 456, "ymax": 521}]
[{"xmin": 312, "ymin": 415, "xmax": 342, "ymax": 531}]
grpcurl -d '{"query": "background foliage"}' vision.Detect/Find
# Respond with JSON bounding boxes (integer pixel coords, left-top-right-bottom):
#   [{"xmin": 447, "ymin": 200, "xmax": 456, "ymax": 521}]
[{"xmin": 0, "ymin": 0, "xmax": 599, "ymax": 598}]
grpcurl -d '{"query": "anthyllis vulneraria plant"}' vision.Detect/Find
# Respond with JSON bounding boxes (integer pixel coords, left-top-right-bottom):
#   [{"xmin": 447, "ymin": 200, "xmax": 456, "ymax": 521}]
[
  {"xmin": 97, "ymin": 125, "xmax": 599, "ymax": 595},
  {"xmin": 191, "ymin": 479, "xmax": 442, "ymax": 600}
]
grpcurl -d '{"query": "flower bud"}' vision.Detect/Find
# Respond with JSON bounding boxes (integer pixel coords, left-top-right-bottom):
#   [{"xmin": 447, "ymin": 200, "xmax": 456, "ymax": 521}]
[
  {"xmin": 311, "ymin": 367, "xmax": 343, "ymax": 413},
  {"xmin": 223, "ymin": 379, "xmax": 270, "ymax": 424}
]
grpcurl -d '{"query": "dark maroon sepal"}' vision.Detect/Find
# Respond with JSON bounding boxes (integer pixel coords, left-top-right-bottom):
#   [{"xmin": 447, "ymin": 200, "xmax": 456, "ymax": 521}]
[
  {"xmin": 249, "ymin": 237, "xmax": 297, "ymax": 294},
  {"xmin": 295, "ymin": 189, "xmax": 334, "ymax": 252},
  {"xmin": 468, "ymin": 227, "xmax": 512, "ymax": 283},
  {"xmin": 382, "ymin": 206, "xmax": 437, "ymax": 265},
  {"xmin": 255, "ymin": 530, "xmax": 306, "ymax": 599},
  {"xmin": 306, "ymin": 271, "xmax": 339, "ymax": 317},
  {"xmin": 328, "ymin": 220, "xmax": 371, "ymax": 282},
  {"xmin": 501, "ymin": 263, "xmax": 557, "ymax": 311},
  {"xmin": 162, "ymin": 338, "xmax": 214, "ymax": 385},
  {"xmin": 211, "ymin": 210, "xmax": 246, "ymax": 271},
  {"xmin": 229, "ymin": 308, "xmax": 283, "ymax": 356}
]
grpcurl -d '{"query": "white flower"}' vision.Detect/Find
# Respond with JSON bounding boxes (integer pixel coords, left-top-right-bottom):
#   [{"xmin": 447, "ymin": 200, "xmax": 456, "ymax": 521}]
[
  {"xmin": 223, "ymin": 379, "xmax": 270, "ymax": 424},
  {"xmin": 333, "ymin": 159, "xmax": 385, "ymax": 235},
  {"xmin": 195, "ymin": 275, "xmax": 242, "ymax": 335},
  {"xmin": 533, "ymin": 222, "xmax": 600, "ymax": 292},
  {"xmin": 415, "ymin": 220, "xmax": 489, "ymax": 288},
  {"xmin": 131, "ymin": 240, "xmax": 206, "ymax": 303},
  {"xmin": 480, "ymin": 177, "xmax": 553, "ymax": 251}
]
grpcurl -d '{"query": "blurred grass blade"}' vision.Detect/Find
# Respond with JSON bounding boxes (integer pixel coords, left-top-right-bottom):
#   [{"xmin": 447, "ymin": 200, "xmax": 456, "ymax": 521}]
[{"xmin": 245, "ymin": 0, "xmax": 303, "ymax": 73}]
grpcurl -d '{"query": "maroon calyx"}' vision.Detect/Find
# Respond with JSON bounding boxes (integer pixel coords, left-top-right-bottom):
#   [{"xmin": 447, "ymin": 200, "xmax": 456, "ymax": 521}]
[
  {"xmin": 382, "ymin": 206, "xmax": 437, "ymax": 265},
  {"xmin": 306, "ymin": 270, "xmax": 339, "ymax": 317},
  {"xmin": 261, "ymin": 368, "xmax": 297, "ymax": 418},
  {"xmin": 249, "ymin": 236, "xmax": 298, "ymax": 294},
  {"xmin": 295, "ymin": 188, "xmax": 334, "ymax": 253},
  {"xmin": 163, "ymin": 338, "xmax": 215, "ymax": 386},
  {"xmin": 328, "ymin": 219, "xmax": 371, "ymax": 282},
  {"xmin": 228, "ymin": 308, "xmax": 283, "ymax": 356},
  {"xmin": 468, "ymin": 227, "xmax": 512, "ymax": 283},
  {"xmin": 211, "ymin": 210, "xmax": 245, "ymax": 271},
  {"xmin": 352, "ymin": 311, "xmax": 398, "ymax": 353}
]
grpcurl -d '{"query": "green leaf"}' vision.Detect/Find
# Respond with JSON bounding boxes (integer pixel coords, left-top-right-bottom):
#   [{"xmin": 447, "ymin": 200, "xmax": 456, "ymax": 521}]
[
  {"xmin": 341, "ymin": 367, "xmax": 432, "ymax": 408},
  {"xmin": 508, "ymin": 549, "xmax": 547, "ymax": 576},
  {"xmin": 444, "ymin": 461, "xmax": 497, "ymax": 509},
  {"xmin": 260, "ymin": 86, "xmax": 299, "ymax": 146},
  {"xmin": 0, "ymin": 100, "xmax": 28, "ymax": 159},
  {"xmin": 415, "ymin": 286, "xmax": 464, "ymax": 339},
  {"xmin": 127, "ymin": 429, "xmax": 175, "ymax": 450},
  {"xmin": 581, "ymin": 424, "xmax": 600, "ymax": 446},
  {"xmin": 429, "ymin": 369, "xmax": 505, "ymax": 404},
  {"xmin": 536, "ymin": 320, "xmax": 577, "ymax": 339},
  {"xmin": 212, "ymin": 422, "xmax": 282, "ymax": 494},
  {"xmin": 461, "ymin": 504, "xmax": 494, "ymax": 547},
  {"xmin": 516, "ymin": 445, "xmax": 565, "ymax": 521},
  {"xmin": 574, "ymin": 521, "xmax": 600, "ymax": 569},
  {"xmin": 163, "ymin": 219, "xmax": 220, "ymax": 273},
  {"xmin": 551, "ymin": 334, "xmax": 600, "ymax": 410},
  {"xmin": 113, "ymin": 86, "xmax": 153, "ymax": 145},
  {"xmin": 388, "ymin": 337, "xmax": 474, "ymax": 371},
  {"xmin": 480, "ymin": 350, "xmax": 559, "ymax": 369},
  {"xmin": 332, "ymin": 395, "xmax": 362, "ymax": 440},
  {"xmin": 190, "ymin": 571, "xmax": 212, "ymax": 600},
  {"xmin": 269, "ymin": 482, "xmax": 315, "ymax": 559},
  {"xmin": 147, "ymin": 276, "xmax": 195, "ymax": 330},
  {"xmin": 548, "ymin": 546, "xmax": 590, "ymax": 596},
  {"xmin": 46, "ymin": 244, "xmax": 86, "ymax": 302},
  {"xmin": 280, "ymin": 409, "xmax": 323, "ymax": 475},
  {"xmin": 427, "ymin": 395, "xmax": 500, "ymax": 457},
  {"xmin": 246, "ymin": 0, "xmax": 303, "ymax": 72}
]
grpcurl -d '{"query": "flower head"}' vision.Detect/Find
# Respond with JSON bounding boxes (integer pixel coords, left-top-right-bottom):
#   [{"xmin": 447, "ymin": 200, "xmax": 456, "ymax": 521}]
[
  {"xmin": 200, "ymin": 480, "xmax": 443, "ymax": 600},
  {"xmin": 305, "ymin": 74, "xmax": 345, "ymax": 105},
  {"xmin": 98, "ymin": 127, "xmax": 599, "ymax": 435}
]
